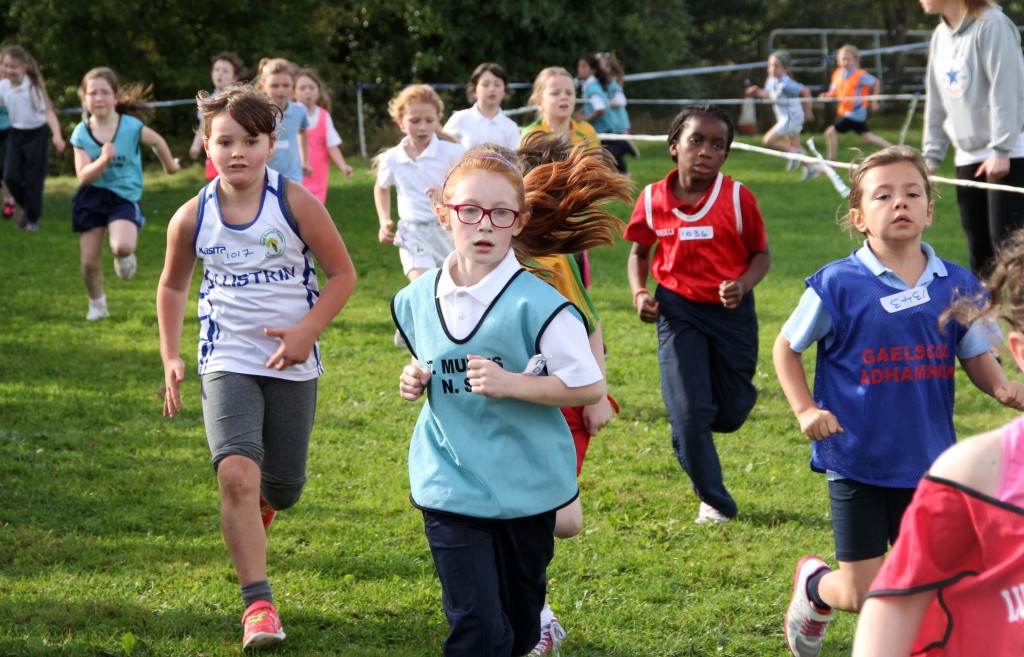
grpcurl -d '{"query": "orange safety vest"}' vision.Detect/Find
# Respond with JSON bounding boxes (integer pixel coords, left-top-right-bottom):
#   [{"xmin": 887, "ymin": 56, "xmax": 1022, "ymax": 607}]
[{"xmin": 829, "ymin": 68, "xmax": 872, "ymax": 118}]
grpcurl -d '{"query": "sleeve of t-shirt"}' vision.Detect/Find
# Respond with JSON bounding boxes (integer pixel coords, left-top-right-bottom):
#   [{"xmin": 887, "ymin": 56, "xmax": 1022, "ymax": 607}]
[
  {"xmin": 443, "ymin": 112, "xmax": 462, "ymax": 139},
  {"xmin": 586, "ymin": 92, "xmax": 607, "ymax": 112},
  {"xmin": 738, "ymin": 185, "xmax": 768, "ymax": 253},
  {"xmin": 69, "ymin": 122, "xmax": 89, "ymax": 150},
  {"xmin": 376, "ymin": 151, "xmax": 394, "ymax": 188},
  {"xmin": 782, "ymin": 78, "xmax": 804, "ymax": 98},
  {"xmin": 325, "ymin": 111, "xmax": 342, "ymax": 147},
  {"xmin": 781, "ymin": 287, "xmax": 835, "ymax": 353},
  {"xmin": 623, "ymin": 189, "xmax": 658, "ymax": 247},
  {"xmin": 861, "ymin": 72, "xmax": 879, "ymax": 88},
  {"xmin": 539, "ymin": 308, "xmax": 603, "ymax": 388},
  {"xmin": 299, "ymin": 109, "xmax": 309, "ymax": 131}
]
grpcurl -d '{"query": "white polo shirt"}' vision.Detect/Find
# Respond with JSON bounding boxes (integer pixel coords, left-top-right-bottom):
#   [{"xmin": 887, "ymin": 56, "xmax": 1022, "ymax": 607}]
[
  {"xmin": 435, "ymin": 249, "xmax": 601, "ymax": 387},
  {"xmin": 376, "ymin": 134, "xmax": 465, "ymax": 224},
  {"xmin": 444, "ymin": 105, "xmax": 521, "ymax": 150},
  {"xmin": 0, "ymin": 77, "xmax": 47, "ymax": 129}
]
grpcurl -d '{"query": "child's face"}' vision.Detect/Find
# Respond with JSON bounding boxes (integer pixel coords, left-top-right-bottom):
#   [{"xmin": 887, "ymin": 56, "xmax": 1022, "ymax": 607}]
[
  {"xmin": 577, "ymin": 59, "xmax": 594, "ymax": 80},
  {"xmin": 669, "ymin": 115, "xmax": 730, "ymax": 185},
  {"xmin": 398, "ymin": 102, "xmax": 440, "ymax": 148},
  {"xmin": 838, "ymin": 51, "xmax": 857, "ymax": 71},
  {"xmin": 767, "ymin": 56, "xmax": 786, "ymax": 79},
  {"xmin": 540, "ymin": 74, "xmax": 576, "ymax": 122},
  {"xmin": 473, "ymin": 71, "xmax": 506, "ymax": 110},
  {"xmin": 205, "ymin": 113, "xmax": 275, "ymax": 189},
  {"xmin": 3, "ymin": 56, "xmax": 26, "ymax": 85},
  {"xmin": 263, "ymin": 73, "xmax": 294, "ymax": 105},
  {"xmin": 439, "ymin": 170, "xmax": 525, "ymax": 283},
  {"xmin": 211, "ymin": 59, "xmax": 237, "ymax": 90},
  {"xmin": 295, "ymin": 75, "xmax": 320, "ymax": 108},
  {"xmin": 82, "ymin": 77, "xmax": 115, "ymax": 119},
  {"xmin": 850, "ymin": 161, "xmax": 933, "ymax": 243}
]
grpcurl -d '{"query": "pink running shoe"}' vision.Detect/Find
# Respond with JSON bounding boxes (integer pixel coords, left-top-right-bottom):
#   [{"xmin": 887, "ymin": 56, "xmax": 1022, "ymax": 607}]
[{"xmin": 241, "ymin": 600, "xmax": 285, "ymax": 650}]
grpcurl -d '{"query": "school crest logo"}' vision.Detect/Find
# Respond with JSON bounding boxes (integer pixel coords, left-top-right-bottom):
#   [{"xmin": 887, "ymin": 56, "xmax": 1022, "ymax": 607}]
[
  {"xmin": 943, "ymin": 54, "xmax": 971, "ymax": 99},
  {"xmin": 261, "ymin": 229, "xmax": 285, "ymax": 258}
]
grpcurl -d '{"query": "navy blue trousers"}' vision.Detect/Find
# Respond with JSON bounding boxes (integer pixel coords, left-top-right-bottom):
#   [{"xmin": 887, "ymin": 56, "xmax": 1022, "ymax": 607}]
[
  {"xmin": 423, "ymin": 509, "xmax": 556, "ymax": 657},
  {"xmin": 656, "ymin": 287, "xmax": 759, "ymax": 517},
  {"xmin": 955, "ymin": 158, "xmax": 1024, "ymax": 276}
]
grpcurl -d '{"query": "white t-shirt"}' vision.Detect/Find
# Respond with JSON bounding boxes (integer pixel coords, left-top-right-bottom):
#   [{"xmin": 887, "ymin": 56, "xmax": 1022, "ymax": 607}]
[
  {"xmin": 0, "ymin": 77, "xmax": 47, "ymax": 129},
  {"xmin": 435, "ymin": 249, "xmax": 601, "ymax": 387},
  {"xmin": 443, "ymin": 105, "xmax": 521, "ymax": 150},
  {"xmin": 376, "ymin": 134, "xmax": 466, "ymax": 224}
]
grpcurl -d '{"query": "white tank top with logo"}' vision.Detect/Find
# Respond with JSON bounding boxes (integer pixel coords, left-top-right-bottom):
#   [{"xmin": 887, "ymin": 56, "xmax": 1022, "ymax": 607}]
[{"xmin": 193, "ymin": 166, "xmax": 322, "ymax": 380}]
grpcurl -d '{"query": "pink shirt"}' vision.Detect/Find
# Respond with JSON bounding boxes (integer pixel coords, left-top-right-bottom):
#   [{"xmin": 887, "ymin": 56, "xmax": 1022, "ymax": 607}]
[{"xmin": 998, "ymin": 416, "xmax": 1024, "ymax": 505}]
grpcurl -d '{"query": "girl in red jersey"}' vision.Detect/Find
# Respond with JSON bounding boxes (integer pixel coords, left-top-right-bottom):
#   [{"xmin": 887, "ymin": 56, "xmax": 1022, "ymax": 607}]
[
  {"xmin": 852, "ymin": 228, "xmax": 1024, "ymax": 657},
  {"xmin": 625, "ymin": 104, "xmax": 771, "ymax": 525}
]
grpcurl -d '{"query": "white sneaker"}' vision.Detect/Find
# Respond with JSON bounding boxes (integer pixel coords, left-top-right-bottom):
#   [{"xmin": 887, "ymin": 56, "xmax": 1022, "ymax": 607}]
[
  {"xmin": 528, "ymin": 616, "xmax": 566, "ymax": 656},
  {"xmin": 784, "ymin": 556, "xmax": 833, "ymax": 657},
  {"xmin": 785, "ymin": 154, "xmax": 801, "ymax": 172},
  {"xmin": 800, "ymin": 165, "xmax": 822, "ymax": 182},
  {"xmin": 695, "ymin": 501, "xmax": 729, "ymax": 525},
  {"xmin": 114, "ymin": 254, "xmax": 137, "ymax": 280},
  {"xmin": 86, "ymin": 300, "xmax": 110, "ymax": 321}
]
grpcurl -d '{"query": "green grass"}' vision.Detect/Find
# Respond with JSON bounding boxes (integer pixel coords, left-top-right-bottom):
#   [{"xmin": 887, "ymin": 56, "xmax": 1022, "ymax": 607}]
[{"xmin": 1, "ymin": 127, "xmax": 1017, "ymax": 656}]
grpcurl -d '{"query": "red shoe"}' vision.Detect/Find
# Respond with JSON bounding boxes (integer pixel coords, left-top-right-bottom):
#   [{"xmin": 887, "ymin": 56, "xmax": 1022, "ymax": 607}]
[
  {"xmin": 259, "ymin": 496, "xmax": 276, "ymax": 532},
  {"xmin": 241, "ymin": 600, "xmax": 285, "ymax": 650},
  {"xmin": 2, "ymin": 202, "xmax": 14, "ymax": 219}
]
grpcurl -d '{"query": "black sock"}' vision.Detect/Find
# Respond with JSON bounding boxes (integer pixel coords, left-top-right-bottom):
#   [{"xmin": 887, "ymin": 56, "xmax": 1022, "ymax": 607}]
[
  {"xmin": 805, "ymin": 567, "xmax": 832, "ymax": 611},
  {"xmin": 241, "ymin": 579, "xmax": 274, "ymax": 609}
]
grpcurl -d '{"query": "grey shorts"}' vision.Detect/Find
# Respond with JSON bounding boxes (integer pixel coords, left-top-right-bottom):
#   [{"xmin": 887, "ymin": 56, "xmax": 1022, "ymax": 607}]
[{"xmin": 200, "ymin": 371, "xmax": 318, "ymax": 508}]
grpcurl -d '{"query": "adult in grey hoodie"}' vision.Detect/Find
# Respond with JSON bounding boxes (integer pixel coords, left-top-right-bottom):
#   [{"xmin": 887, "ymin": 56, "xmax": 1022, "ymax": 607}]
[{"xmin": 922, "ymin": 0, "xmax": 1024, "ymax": 275}]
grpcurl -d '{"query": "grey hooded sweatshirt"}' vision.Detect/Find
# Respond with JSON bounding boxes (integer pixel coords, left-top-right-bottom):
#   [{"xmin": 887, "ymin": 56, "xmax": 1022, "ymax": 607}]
[{"xmin": 923, "ymin": 5, "xmax": 1024, "ymax": 167}]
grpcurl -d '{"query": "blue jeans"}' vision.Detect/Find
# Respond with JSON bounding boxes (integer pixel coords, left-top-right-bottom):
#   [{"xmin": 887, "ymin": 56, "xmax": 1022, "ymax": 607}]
[{"xmin": 656, "ymin": 287, "xmax": 759, "ymax": 517}]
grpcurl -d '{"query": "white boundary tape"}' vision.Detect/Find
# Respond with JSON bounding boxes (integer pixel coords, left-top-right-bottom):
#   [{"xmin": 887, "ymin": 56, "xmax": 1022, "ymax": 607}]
[{"xmin": 598, "ymin": 133, "xmax": 1024, "ymax": 196}]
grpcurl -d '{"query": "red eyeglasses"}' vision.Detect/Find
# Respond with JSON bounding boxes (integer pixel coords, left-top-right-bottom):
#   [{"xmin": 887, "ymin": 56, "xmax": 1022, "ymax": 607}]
[{"xmin": 443, "ymin": 204, "xmax": 520, "ymax": 228}]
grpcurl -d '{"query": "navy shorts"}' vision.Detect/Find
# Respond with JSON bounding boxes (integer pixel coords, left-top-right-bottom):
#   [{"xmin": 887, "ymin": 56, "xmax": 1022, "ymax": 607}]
[
  {"xmin": 833, "ymin": 117, "xmax": 870, "ymax": 134},
  {"xmin": 828, "ymin": 478, "xmax": 915, "ymax": 562},
  {"xmin": 0, "ymin": 128, "xmax": 7, "ymax": 179},
  {"xmin": 72, "ymin": 185, "xmax": 144, "ymax": 233}
]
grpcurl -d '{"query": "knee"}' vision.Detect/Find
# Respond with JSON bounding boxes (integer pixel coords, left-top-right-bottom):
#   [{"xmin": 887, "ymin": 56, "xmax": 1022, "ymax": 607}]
[
  {"xmin": 260, "ymin": 480, "xmax": 305, "ymax": 511},
  {"xmin": 825, "ymin": 126, "xmax": 837, "ymax": 137},
  {"xmin": 554, "ymin": 506, "xmax": 582, "ymax": 539},
  {"xmin": 110, "ymin": 242, "xmax": 133, "ymax": 258},
  {"xmin": 81, "ymin": 258, "xmax": 101, "ymax": 277},
  {"xmin": 216, "ymin": 456, "xmax": 261, "ymax": 501}
]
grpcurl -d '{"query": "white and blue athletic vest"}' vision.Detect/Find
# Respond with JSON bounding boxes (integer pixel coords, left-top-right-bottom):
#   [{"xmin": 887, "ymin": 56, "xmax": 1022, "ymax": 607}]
[
  {"xmin": 193, "ymin": 167, "xmax": 321, "ymax": 381},
  {"xmin": 69, "ymin": 115, "xmax": 145, "ymax": 202},
  {"xmin": 807, "ymin": 253, "xmax": 979, "ymax": 487},
  {"xmin": 391, "ymin": 269, "xmax": 581, "ymax": 519}
]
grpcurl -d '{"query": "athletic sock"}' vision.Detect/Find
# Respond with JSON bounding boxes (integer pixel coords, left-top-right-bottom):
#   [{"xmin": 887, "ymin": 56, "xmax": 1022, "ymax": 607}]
[
  {"xmin": 241, "ymin": 579, "xmax": 274, "ymax": 609},
  {"xmin": 805, "ymin": 567, "xmax": 832, "ymax": 612},
  {"xmin": 89, "ymin": 295, "xmax": 107, "ymax": 308},
  {"xmin": 539, "ymin": 603, "xmax": 554, "ymax": 626}
]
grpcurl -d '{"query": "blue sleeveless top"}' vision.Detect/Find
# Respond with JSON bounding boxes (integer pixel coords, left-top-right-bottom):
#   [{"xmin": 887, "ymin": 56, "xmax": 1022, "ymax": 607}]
[
  {"xmin": 807, "ymin": 253, "xmax": 979, "ymax": 487},
  {"xmin": 70, "ymin": 115, "xmax": 145, "ymax": 202},
  {"xmin": 391, "ymin": 268, "xmax": 581, "ymax": 519}
]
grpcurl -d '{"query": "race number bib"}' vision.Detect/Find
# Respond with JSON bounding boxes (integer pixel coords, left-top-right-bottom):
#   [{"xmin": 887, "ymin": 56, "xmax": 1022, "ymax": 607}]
[
  {"xmin": 879, "ymin": 286, "xmax": 930, "ymax": 313},
  {"xmin": 678, "ymin": 226, "xmax": 714, "ymax": 241}
]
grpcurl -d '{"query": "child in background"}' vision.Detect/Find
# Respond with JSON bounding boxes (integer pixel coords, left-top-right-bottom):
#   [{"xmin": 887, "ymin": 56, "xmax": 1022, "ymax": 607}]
[
  {"xmin": 158, "ymin": 84, "xmax": 356, "ymax": 651},
  {"xmin": 189, "ymin": 51, "xmax": 244, "ymax": 180},
  {"xmin": 773, "ymin": 146, "xmax": 1024, "ymax": 657},
  {"xmin": 71, "ymin": 67, "xmax": 180, "ymax": 321},
  {"xmin": 444, "ymin": 62, "xmax": 521, "ymax": 150},
  {"xmin": 514, "ymin": 134, "xmax": 630, "ymax": 656},
  {"xmin": 597, "ymin": 52, "xmax": 640, "ymax": 163},
  {"xmin": 853, "ymin": 230, "xmax": 1024, "ymax": 656},
  {"xmin": 745, "ymin": 51, "xmax": 818, "ymax": 180},
  {"xmin": 393, "ymin": 147, "xmax": 607, "ymax": 657},
  {"xmin": 575, "ymin": 53, "xmax": 631, "ymax": 174},
  {"xmin": 819, "ymin": 44, "xmax": 892, "ymax": 163},
  {"xmin": 295, "ymin": 68, "xmax": 353, "ymax": 204},
  {"xmin": 626, "ymin": 105, "xmax": 771, "ymax": 525},
  {"xmin": 374, "ymin": 84, "xmax": 465, "ymax": 286},
  {"xmin": 0, "ymin": 46, "xmax": 66, "ymax": 232},
  {"xmin": 521, "ymin": 67, "xmax": 598, "ymax": 149},
  {"xmin": 0, "ymin": 47, "xmax": 14, "ymax": 220},
  {"xmin": 256, "ymin": 57, "xmax": 310, "ymax": 183}
]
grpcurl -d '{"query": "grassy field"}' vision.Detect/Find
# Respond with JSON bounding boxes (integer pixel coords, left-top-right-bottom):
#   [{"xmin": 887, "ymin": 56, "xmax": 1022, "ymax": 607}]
[{"xmin": 1, "ymin": 128, "xmax": 1017, "ymax": 657}]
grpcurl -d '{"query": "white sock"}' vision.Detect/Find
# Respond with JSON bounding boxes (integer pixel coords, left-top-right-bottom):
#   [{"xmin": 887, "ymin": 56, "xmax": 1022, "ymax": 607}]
[
  {"xmin": 540, "ymin": 603, "xmax": 554, "ymax": 626},
  {"xmin": 89, "ymin": 295, "xmax": 107, "ymax": 308}
]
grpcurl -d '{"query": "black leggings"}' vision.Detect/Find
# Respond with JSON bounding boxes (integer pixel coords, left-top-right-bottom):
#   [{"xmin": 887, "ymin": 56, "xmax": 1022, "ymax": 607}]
[
  {"xmin": 955, "ymin": 157, "xmax": 1024, "ymax": 275},
  {"xmin": 3, "ymin": 125, "xmax": 51, "ymax": 223}
]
